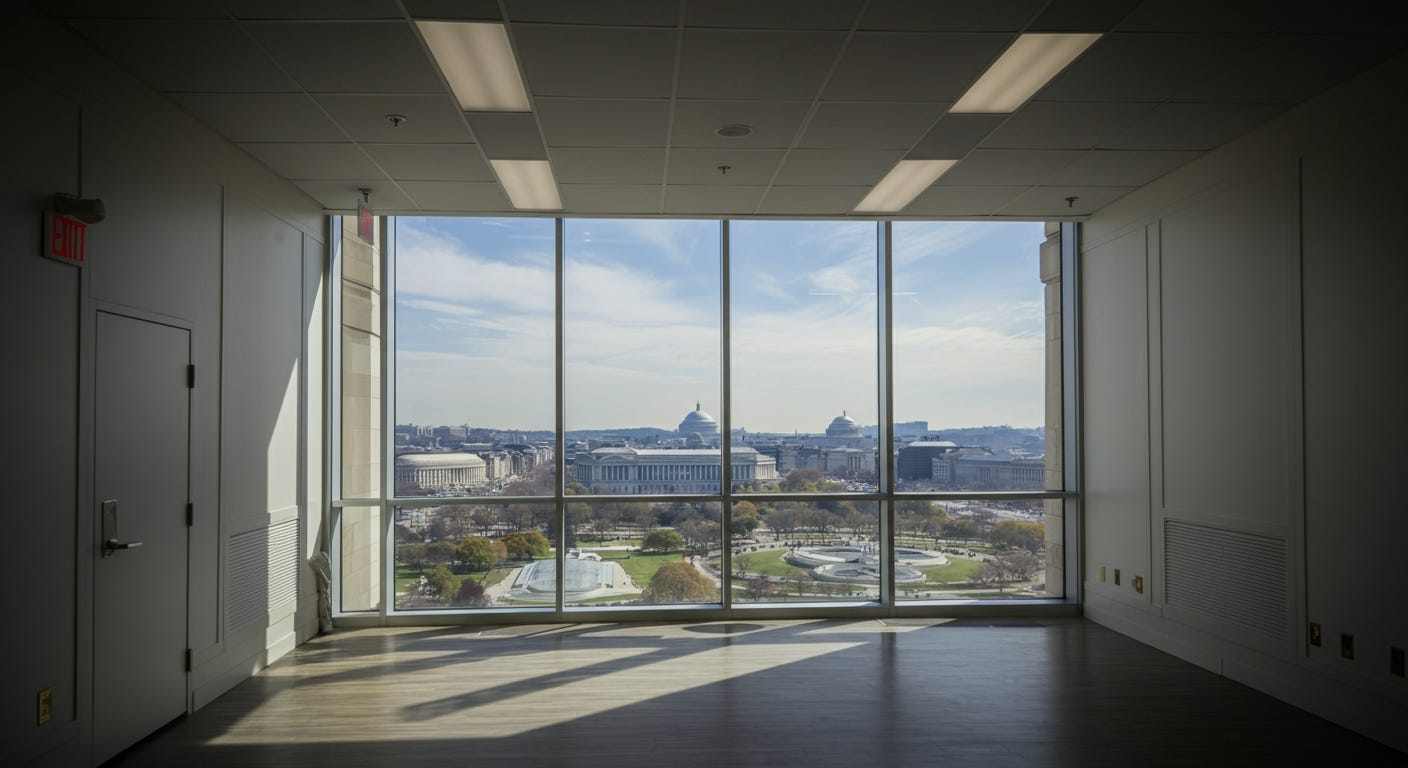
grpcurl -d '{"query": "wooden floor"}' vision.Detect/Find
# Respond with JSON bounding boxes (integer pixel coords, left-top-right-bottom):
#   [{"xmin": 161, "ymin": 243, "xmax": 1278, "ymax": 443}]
[{"xmin": 110, "ymin": 618, "xmax": 1406, "ymax": 767}]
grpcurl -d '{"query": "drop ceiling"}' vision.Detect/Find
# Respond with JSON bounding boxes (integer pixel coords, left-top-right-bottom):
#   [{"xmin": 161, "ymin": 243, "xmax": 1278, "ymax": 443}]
[{"xmin": 38, "ymin": 0, "xmax": 1408, "ymax": 218}]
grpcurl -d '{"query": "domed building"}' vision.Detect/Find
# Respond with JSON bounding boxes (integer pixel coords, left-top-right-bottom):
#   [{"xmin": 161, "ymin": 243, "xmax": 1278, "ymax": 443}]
[
  {"xmin": 678, "ymin": 402, "xmax": 720, "ymax": 441},
  {"xmin": 395, "ymin": 452, "xmax": 487, "ymax": 490},
  {"xmin": 825, "ymin": 411, "xmax": 862, "ymax": 439}
]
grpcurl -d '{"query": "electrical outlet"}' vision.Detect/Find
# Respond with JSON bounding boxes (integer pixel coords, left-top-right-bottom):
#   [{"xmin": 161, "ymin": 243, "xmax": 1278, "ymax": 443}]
[
  {"xmin": 1392, "ymin": 647, "xmax": 1405, "ymax": 678},
  {"xmin": 1133, "ymin": 575, "xmax": 1144, "ymax": 594},
  {"xmin": 37, "ymin": 688, "xmax": 51, "ymax": 725},
  {"xmin": 1309, "ymin": 622, "xmax": 1322, "ymax": 647},
  {"xmin": 1099, "ymin": 565, "xmax": 1106, "ymax": 582},
  {"xmin": 1113, "ymin": 568, "xmax": 1121, "ymax": 586},
  {"xmin": 1341, "ymin": 633, "xmax": 1355, "ymax": 660}
]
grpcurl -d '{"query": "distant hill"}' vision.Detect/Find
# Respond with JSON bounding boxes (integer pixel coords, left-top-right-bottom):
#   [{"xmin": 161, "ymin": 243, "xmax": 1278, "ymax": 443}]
[{"xmin": 566, "ymin": 427, "xmax": 674, "ymax": 442}]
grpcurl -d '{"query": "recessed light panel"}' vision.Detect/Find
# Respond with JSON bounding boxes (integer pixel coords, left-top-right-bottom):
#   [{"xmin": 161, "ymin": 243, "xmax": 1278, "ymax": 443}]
[
  {"xmin": 417, "ymin": 21, "xmax": 532, "ymax": 112},
  {"xmin": 951, "ymin": 33, "xmax": 1101, "ymax": 113},
  {"xmin": 491, "ymin": 159, "xmax": 563, "ymax": 210},
  {"xmin": 853, "ymin": 160, "xmax": 957, "ymax": 213}
]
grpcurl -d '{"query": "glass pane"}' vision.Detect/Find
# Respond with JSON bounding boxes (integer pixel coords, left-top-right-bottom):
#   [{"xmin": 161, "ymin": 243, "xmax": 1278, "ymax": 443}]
[
  {"xmin": 892, "ymin": 222, "xmax": 1050, "ymax": 492},
  {"xmin": 732, "ymin": 500, "xmax": 881, "ymax": 603},
  {"xmin": 341, "ymin": 217, "xmax": 382, "ymax": 499},
  {"xmin": 895, "ymin": 498, "xmax": 1055, "ymax": 600},
  {"xmin": 564, "ymin": 502, "xmax": 721, "ymax": 607},
  {"xmin": 564, "ymin": 220, "xmax": 722, "ymax": 496},
  {"xmin": 394, "ymin": 217, "xmax": 557, "ymax": 498},
  {"xmin": 339, "ymin": 505, "xmax": 381, "ymax": 612},
  {"xmin": 394, "ymin": 503, "xmax": 556, "ymax": 609},
  {"xmin": 730, "ymin": 221, "xmax": 878, "ymax": 494}
]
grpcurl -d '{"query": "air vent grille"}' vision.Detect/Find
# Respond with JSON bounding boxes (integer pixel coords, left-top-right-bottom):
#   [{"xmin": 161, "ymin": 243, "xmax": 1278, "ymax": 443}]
[
  {"xmin": 228, "ymin": 519, "xmax": 299, "ymax": 633},
  {"xmin": 1164, "ymin": 519, "xmax": 1287, "ymax": 639}
]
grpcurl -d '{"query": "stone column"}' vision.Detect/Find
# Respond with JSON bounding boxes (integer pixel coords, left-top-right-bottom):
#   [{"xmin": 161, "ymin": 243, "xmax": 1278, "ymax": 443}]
[{"xmin": 1040, "ymin": 221, "xmax": 1065, "ymax": 597}]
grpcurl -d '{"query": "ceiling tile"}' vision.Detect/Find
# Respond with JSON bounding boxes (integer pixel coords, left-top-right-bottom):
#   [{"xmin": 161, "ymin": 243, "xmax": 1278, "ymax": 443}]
[
  {"xmin": 37, "ymin": 0, "xmax": 227, "ymax": 18},
  {"xmin": 552, "ymin": 148, "xmax": 665, "ymax": 185},
  {"xmin": 513, "ymin": 27, "xmax": 677, "ymax": 98},
  {"xmin": 671, "ymin": 101, "xmax": 812, "ymax": 149},
  {"xmin": 1117, "ymin": 0, "xmax": 1283, "ymax": 33},
  {"xmin": 936, "ymin": 149, "xmax": 1086, "ymax": 186},
  {"xmin": 678, "ymin": 30, "xmax": 847, "ymax": 99},
  {"xmin": 506, "ymin": 0, "xmax": 678, "ymax": 25},
  {"xmin": 999, "ymin": 185, "xmax": 1135, "ymax": 216},
  {"xmin": 799, "ymin": 102, "xmax": 946, "ymax": 149},
  {"xmin": 860, "ymin": 0, "xmax": 1044, "ymax": 31},
  {"xmin": 980, "ymin": 101, "xmax": 1156, "ymax": 150},
  {"xmin": 172, "ymin": 93, "xmax": 346, "ymax": 142},
  {"xmin": 664, "ymin": 185, "xmax": 766, "ymax": 215},
  {"xmin": 667, "ymin": 149, "xmax": 786, "ymax": 185},
  {"xmin": 559, "ymin": 184, "xmax": 663, "ymax": 214},
  {"xmin": 1035, "ymin": 34, "xmax": 1198, "ymax": 102},
  {"xmin": 1101, "ymin": 102, "xmax": 1287, "ymax": 151},
  {"xmin": 224, "ymin": 0, "xmax": 402, "ymax": 19},
  {"xmin": 901, "ymin": 185, "xmax": 1028, "ymax": 216},
  {"xmin": 361, "ymin": 143, "xmax": 492, "ymax": 181},
  {"xmin": 686, "ymin": 0, "xmax": 862, "ymax": 30},
  {"xmin": 537, "ymin": 99, "xmax": 671, "ymax": 148},
  {"xmin": 774, "ymin": 149, "xmax": 903, "ymax": 185},
  {"xmin": 244, "ymin": 22, "xmax": 444, "ymax": 93},
  {"xmin": 294, "ymin": 179, "xmax": 411, "ymax": 211},
  {"xmin": 1045, "ymin": 149, "xmax": 1203, "ymax": 187},
  {"xmin": 1028, "ymin": 0, "xmax": 1142, "ymax": 32},
  {"xmin": 824, "ymin": 33, "xmax": 1010, "ymax": 102},
  {"xmin": 465, "ymin": 113, "xmax": 547, "ymax": 159},
  {"xmin": 756, "ymin": 186, "xmax": 869, "ymax": 215},
  {"xmin": 240, "ymin": 143, "xmax": 382, "ymax": 179},
  {"xmin": 400, "ymin": 180, "xmax": 511, "ymax": 211},
  {"xmin": 70, "ymin": 20, "xmax": 298, "ymax": 92},
  {"xmin": 402, "ymin": 0, "xmax": 502, "ymax": 20},
  {"xmin": 316, "ymin": 94, "xmax": 471, "ymax": 143},
  {"xmin": 908, "ymin": 114, "xmax": 1006, "ymax": 158}
]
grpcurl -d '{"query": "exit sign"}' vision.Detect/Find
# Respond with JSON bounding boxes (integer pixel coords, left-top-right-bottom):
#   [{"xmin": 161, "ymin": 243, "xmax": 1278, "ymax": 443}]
[
  {"xmin": 357, "ymin": 200, "xmax": 374, "ymax": 243},
  {"xmin": 42, "ymin": 212, "xmax": 87, "ymax": 266}
]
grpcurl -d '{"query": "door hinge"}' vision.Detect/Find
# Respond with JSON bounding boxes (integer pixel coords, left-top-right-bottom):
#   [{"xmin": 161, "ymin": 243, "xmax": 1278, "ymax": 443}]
[
  {"xmin": 184, "ymin": 648, "xmax": 192, "ymax": 672},
  {"xmin": 186, "ymin": 502, "xmax": 194, "ymax": 527},
  {"xmin": 186, "ymin": 364, "xmax": 195, "ymax": 389}
]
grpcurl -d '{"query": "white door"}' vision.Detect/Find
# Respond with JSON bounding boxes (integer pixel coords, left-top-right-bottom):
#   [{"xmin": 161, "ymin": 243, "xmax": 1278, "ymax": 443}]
[{"xmin": 93, "ymin": 311, "xmax": 190, "ymax": 764}]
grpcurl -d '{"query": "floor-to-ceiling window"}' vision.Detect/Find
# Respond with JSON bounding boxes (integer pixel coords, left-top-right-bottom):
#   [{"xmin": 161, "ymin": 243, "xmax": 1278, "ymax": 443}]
[{"xmin": 331, "ymin": 216, "xmax": 1071, "ymax": 617}]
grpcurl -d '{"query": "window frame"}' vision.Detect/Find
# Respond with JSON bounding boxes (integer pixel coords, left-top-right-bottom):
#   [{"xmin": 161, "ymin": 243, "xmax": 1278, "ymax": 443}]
[{"xmin": 329, "ymin": 216, "xmax": 1081, "ymax": 624}]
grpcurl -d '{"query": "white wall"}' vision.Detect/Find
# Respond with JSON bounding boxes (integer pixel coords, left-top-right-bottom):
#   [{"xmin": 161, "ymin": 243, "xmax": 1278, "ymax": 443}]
[
  {"xmin": 1080, "ymin": 49, "xmax": 1408, "ymax": 751},
  {"xmin": 0, "ymin": 7, "xmax": 325, "ymax": 766}
]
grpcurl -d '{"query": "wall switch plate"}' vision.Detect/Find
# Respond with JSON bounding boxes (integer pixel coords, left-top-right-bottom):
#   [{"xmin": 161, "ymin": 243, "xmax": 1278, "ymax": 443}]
[
  {"xmin": 1309, "ymin": 622, "xmax": 1322, "ymax": 647},
  {"xmin": 1099, "ymin": 566, "xmax": 1106, "ymax": 582},
  {"xmin": 1392, "ymin": 647, "xmax": 1405, "ymax": 677},
  {"xmin": 1133, "ymin": 575, "xmax": 1144, "ymax": 594},
  {"xmin": 37, "ymin": 688, "xmax": 51, "ymax": 725},
  {"xmin": 1341, "ymin": 633, "xmax": 1355, "ymax": 660},
  {"xmin": 1113, "ymin": 568, "xmax": 1121, "ymax": 586}
]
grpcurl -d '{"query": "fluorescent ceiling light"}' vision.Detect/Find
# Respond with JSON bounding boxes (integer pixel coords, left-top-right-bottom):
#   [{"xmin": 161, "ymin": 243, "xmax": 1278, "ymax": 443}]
[
  {"xmin": 417, "ymin": 21, "xmax": 531, "ymax": 111},
  {"xmin": 491, "ymin": 160, "xmax": 563, "ymax": 210},
  {"xmin": 853, "ymin": 160, "xmax": 957, "ymax": 213},
  {"xmin": 951, "ymin": 33, "xmax": 1101, "ymax": 113}
]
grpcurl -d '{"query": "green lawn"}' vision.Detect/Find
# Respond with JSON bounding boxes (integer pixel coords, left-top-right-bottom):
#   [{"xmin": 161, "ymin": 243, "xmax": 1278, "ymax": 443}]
[
  {"xmin": 731, "ymin": 549, "xmax": 810, "ymax": 578},
  {"xmin": 917, "ymin": 558, "xmax": 984, "ymax": 584},
  {"xmin": 598, "ymin": 552, "xmax": 684, "ymax": 588}
]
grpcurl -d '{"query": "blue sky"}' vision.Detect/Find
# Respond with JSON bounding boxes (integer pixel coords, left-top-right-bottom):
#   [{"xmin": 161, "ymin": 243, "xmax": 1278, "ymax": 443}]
[{"xmin": 393, "ymin": 216, "xmax": 1045, "ymax": 433}]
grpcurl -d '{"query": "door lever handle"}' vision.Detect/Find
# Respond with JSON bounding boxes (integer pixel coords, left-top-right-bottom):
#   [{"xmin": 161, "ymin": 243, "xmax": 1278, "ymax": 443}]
[{"xmin": 103, "ymin": 538, "xmax": 144, "ymax": 557}]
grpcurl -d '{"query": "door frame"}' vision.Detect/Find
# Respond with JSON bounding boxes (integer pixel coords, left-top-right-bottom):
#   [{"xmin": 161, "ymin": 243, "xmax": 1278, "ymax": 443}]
[{"xmin": 81, "ymin": 300, "xmax": 195, "ymax": 765}]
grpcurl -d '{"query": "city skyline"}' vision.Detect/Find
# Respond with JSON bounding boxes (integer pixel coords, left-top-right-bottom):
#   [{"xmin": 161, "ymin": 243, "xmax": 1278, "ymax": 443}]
[{"xmin": 395, "ymin": 218, "xmax": 1045, "ymax": 432}]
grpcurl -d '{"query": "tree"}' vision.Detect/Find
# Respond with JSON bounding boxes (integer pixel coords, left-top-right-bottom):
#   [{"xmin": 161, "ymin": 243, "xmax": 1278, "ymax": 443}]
[
  {"xmin": 427, "ymin": 564, "xmax": 458, "ymax": 602},
  {"xmin": 425, "ymin": 540, "xmax": 456, "ymax": 568},
  {"xmin": 991, "ymin": 520, "xmax": 1045, "ymax": 553},
  {"xmin": 502, "ymin": 530, "xmax": 551, "ymax": 559},
  {"xmin": 743, "ymin": 574, "xmax": 772, "ymax": 602},
  {"xmin": 780, "ymin": 468, "xmax": 824, "ymax": 492},
  {"xmin": 943, "ymin": 517, "xmax": 980, "ymax": 542},
  {"xmin": 456, "ymin": 536, "xmax": 507, "ymax": 570},
  {"xmin": 733, "ymin": 553, "xmax": 753, "ymax": 579},
  {"xmin": 677, "ymin": 519, "xmax": 717, "ymax": 556},
  {"xmin": 731, "ymin": 500, "xmax": 761, "ymax": 537},
  {"xmin": 641, "ymin": 561, "xmax": 715, "ymax": 603},
  {"xmin": 641, "ymin": 528, "xmax": 685, "ymax": 553},
  {"xmin": 453, "ymin": 578, "xmax": 489, "ymax": 607},
  {"xmin": 398, "ymin": 541, "xmax": 428, "ymax": 573}
]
